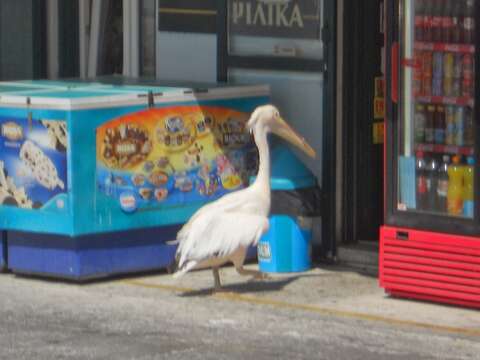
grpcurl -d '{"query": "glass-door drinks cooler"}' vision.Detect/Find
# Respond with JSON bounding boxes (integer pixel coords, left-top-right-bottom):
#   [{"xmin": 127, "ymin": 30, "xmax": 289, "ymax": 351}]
[{"xmin": 381, "ymin": 0, "xmax": 480, "ymax": 308}]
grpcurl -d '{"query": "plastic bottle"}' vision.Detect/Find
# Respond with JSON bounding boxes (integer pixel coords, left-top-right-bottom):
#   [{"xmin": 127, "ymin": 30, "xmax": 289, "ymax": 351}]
[
  {"xmin": 462, "ymin": 53, "xmax": 474, "ymax": 97},
  {"xmin": 452, "ymin": 53, "xmax": 463, "ymax": 96},
  {"xmin": 432, "ymin": 0, "xmax": 444, "ymax": 42},
  {"xmin": 434, "ymin": 105, "xmax": 446, "ymax": 145},
  {"xmin": 451, "ymin": 1, "xmax": 462, "ymax": 43},
  {"xmin": 415, "ymin": 0, "xmax": 426, "ymax": 41},
  {"xmin": 423, "ymin": 51, "xmax": 433, "ymax": 96},
  {"xmin": 463, "ymin": 156, "xmax": 474, "ymax": 217},
  {"xmin": 455, "ymin": 106, "xmax": 465, "ymax": 146},
  {"xmin": 445, "ymin": 105, "xmax": 456, "ymax": 145},
  {"xmin": 443, "ymin": 52, "xmax": 454, "ymax": 96},
  {"xmin": 437, "ymin": 155, "xmax": 450, "ymax": 213},
  {"xmin": 425, "ymin": 105, "xmax": 436, "ymax": 143},
  {"xmin": 463, "ymin": 107, "xmax": 474, "ymax": 146},
  {"xmin": 463, "ymin": 0, "xmax": 475, "ymax": 44},
  {"xmin": 441, "ymin": 0, "xmax": 453, "ymax": 43},
  {"xmin": 413, "ymin": 51, "xmax": 424, "ymax": 96},
  {"xmin": 416, "ymin": 151, "xmax": 429, "ymax": 211},
  {"xmin": 423, "ymin": 0, "xmax": 434, "ymax": 42},
  {"xmin": 426, "ymin": 155, "xmax": 439, "ymax": 211},
  {"xmin": 414, "ymin": 104, "xmax": 426, "ymax": 143},
  {"xmin": 447, "ymin": 155, "xmax": 464, "ymax": 215},
  {"xmin": 432, "ymin": 52, "xmax": 444, "ymax": 96}
]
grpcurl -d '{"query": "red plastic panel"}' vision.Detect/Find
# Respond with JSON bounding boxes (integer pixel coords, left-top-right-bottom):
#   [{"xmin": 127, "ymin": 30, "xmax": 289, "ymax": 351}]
[
  {"xmin": 383, "ymin": 267, "xmax": 480, "ymax": 289},
  {"xmin": 382, "ymin": 226, "xmax": 480, "ymax": 249},
  {"xmin": 380, "ymin": 226, "xmax": 480, "ymax": 309},
  {"xmin": 383, "ymin": 260, "xmax": 480, "ymax": 281},
  {"xmin": 383, "ymin": 238, "xmax": 480, "ymax": 257}
]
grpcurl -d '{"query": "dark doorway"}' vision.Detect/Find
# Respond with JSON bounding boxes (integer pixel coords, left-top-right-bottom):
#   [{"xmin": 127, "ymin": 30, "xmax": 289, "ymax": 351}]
[
  {"xmin": 342, "ymin": 0, "xmax": 385, "ymax": 243},
  {"xmin": 0, "ymin": 0, "xmax": 47, "ymax": 80}
]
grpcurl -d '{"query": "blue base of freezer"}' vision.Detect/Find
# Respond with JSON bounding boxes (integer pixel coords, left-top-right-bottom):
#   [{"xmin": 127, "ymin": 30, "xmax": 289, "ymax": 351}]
[
  {"xmin": 6, "ymin": 226, "xmax": 182, "ymax": 281},
  {"xmin": 0, "ymin": 231, "xmax": 6, "ymax": 271}
]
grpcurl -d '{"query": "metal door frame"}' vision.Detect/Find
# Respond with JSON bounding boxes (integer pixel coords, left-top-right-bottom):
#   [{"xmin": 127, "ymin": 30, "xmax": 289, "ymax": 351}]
[{"xmin": 216, "ymin": 0, "xmax": 337, "ymax": 259}]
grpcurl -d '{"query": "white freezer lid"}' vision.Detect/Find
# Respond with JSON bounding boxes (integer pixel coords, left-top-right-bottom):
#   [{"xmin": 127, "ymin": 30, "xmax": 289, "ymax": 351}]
[{"xmin": 0, "ymin": 81, "xmax": 270, "ymax": 110}]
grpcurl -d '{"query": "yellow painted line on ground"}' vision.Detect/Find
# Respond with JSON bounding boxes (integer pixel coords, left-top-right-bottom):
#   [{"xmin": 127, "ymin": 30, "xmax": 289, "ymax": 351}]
[
  {"xmin": 121, "ymin": 279, "xmax": 480, "ymax": 338},
  {"xmin": 159, "ymin": 8, "xmax": 217, "ymax": 16}
]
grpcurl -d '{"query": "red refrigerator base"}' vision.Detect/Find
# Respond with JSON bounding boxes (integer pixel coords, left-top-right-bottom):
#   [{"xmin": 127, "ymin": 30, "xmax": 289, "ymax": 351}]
[{"xmin": 380, "ymin": 226, "xmax": 480, "ymax": 309}]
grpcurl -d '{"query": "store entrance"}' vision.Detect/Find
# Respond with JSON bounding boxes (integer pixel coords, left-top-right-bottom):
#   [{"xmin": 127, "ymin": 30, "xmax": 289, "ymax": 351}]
[{"xmin": 343, "ymin": 0, "xmax": 385, "ymax": 243}]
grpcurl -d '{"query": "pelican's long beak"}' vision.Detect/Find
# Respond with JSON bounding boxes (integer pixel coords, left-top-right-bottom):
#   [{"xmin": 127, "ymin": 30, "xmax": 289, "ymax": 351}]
[{"xmin": 273, "ymin": 117, "xmax": 316, "ymax": 158}]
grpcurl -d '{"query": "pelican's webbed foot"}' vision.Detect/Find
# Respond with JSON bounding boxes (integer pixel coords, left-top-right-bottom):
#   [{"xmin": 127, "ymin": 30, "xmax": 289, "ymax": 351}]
[{"xmin": 235, "ymin": 266, "xmax": 270, "ymax": 281}]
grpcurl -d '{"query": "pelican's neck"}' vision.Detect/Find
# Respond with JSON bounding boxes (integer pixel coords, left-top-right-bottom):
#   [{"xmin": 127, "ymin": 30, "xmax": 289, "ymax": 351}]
[{"xmin": 252, "ymin": 126, "xmax": 270, "ymax": 193}]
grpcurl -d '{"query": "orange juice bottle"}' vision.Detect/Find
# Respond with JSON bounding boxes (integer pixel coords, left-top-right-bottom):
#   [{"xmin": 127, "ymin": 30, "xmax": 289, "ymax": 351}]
[{"xmin": 447, "ymin": 155, "xmax": 464, "ymax": 216}]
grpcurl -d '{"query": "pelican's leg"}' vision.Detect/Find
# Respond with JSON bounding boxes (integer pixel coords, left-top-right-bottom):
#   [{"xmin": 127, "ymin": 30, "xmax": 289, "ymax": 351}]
[
  {"xmin": 212, "ymin": 267, "xmax": 222, "ymax": 291},
  {"xmin": 232, "ymin": 249, "xmax": 269, "ymax": 280}
]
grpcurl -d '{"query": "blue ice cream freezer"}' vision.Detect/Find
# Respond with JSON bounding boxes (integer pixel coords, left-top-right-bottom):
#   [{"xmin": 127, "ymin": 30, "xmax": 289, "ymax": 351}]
[
  {"xmin": 0, "ymin": 80, "xmax": 269, "ymax": 279},
  {"xmin": 0, "ymin": 231, "xmax": 5, "ymax": 271}
]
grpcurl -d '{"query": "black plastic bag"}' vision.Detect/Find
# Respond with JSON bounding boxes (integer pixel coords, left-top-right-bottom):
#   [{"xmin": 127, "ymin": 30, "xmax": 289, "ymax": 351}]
[{"xmin": 270, "ymin": 186, "xmax": 322, "ymax": 217}]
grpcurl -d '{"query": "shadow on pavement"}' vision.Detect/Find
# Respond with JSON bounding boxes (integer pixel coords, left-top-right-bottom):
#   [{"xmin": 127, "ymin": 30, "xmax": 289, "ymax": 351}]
[
  {"xmin": 312, "ymin": 262, "xmax": 378, "ymax": 279},
  {"xmin": 179, "ymin": 275, "xmax": 301, "ymax": 297}
]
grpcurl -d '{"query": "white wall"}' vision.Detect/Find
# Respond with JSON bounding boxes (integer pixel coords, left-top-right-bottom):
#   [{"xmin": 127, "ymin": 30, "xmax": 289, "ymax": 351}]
[
  {"xmin": 156, "ymin": 32, "xmax": 217, "ymax": 83},
  {"xmin": 229, "ymin": 69, "xmax": 323, "ymax": 182}
]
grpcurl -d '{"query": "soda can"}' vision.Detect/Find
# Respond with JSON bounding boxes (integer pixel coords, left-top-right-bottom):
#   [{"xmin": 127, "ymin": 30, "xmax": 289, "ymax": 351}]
[
  {"xmin": 453, "ymin": 54, "xmax": 463, "ymax": 79},
  {"xmin": 443, "ymin": 77, "xmax": 453, "ymax": 97},
  {"xmin": 444, "ymin": 53, "xmax": 454, "ymax": 78},
  {"xmin": 463, "ymin": 79, "xmax": 474, "ymax": 97},
  {"xmin": 452, "ymin": 54, "xmax": 463, "ymax": 96},
  {"xmin": 433, "ymin": 77, "xmax": 443, "ymax": 96},
  {"xmin": 463, "ymin": 54, "xmax": 473, "ymax": 79},
  {"xmin": 455, "ymin": 106, "xmax": 465, "ymax": 146},
  {"xmin": 422, "ymin": 51, "xmax": 433, "ymax": 78},
  {"xmin": 452, "ymin": 80, "xmax": 462, "ymax": 97},
  {"xmin": 425, "ymin": 105, "xmax": 436, "ymax": 143},
  {"xmin": 445, "ymin": 105, "xmax": 456, "ymax": 145},
  {"xmin": 433, "ymin": 52, "xmax": 444, "ymax": 79},
  {"xmin": 462, "ymin": 54, "xmax": 474, "ymax": 97},
  {"xmin": 443, "ymin": 53, "xmax": 454, "ymax": 96},
  {"xmin": 423, "ymin": 77, "xmax": 432, "ymax": 96},
  {"xmin": 413, "ymin": 51, "xmax": 423, "ymax": 96}
]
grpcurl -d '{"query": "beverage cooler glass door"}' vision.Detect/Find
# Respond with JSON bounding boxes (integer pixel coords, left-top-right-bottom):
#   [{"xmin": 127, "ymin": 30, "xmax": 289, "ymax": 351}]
[{"xmin": 392, "ymin": 0, "xmax": 479, "ymax": 233}]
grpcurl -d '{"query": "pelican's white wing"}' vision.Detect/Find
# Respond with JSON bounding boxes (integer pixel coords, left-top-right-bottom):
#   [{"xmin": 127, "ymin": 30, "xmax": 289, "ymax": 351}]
[
  {"xmin": 176, "ymin": 211, "xmax": 269, "ymax": 271},
  {"xmin": 177, "ymin": 187, "xmax": 267, "ymax": 240}
]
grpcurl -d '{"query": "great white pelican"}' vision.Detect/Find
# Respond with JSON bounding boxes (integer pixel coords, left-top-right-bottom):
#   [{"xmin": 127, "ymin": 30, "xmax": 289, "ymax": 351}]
[{"xmin": 173, "ymin": 105, "xmax": 316, "ymax": 290}]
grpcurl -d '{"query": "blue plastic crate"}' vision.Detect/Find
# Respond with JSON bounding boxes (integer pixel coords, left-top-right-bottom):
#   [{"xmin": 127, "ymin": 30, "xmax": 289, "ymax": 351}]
[{"xmin": 257, "ymin": 215, "xmax": 311, "ymax": 273}]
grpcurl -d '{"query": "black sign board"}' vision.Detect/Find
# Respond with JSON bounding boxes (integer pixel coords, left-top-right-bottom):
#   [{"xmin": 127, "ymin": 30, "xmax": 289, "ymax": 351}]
[
  {"xmin": 228, "ymin": 0, "xmax": 321, "ymax": 40},
  {"xmin": 158, "ymin": 0, "xmax": 217, "ymax": 33}
]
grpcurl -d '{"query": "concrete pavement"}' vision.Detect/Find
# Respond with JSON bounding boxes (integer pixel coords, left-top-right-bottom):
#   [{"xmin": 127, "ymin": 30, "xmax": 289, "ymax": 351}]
[{"xmin": 0, "ymin": 263, "xmax": 479, "ymax": 359}]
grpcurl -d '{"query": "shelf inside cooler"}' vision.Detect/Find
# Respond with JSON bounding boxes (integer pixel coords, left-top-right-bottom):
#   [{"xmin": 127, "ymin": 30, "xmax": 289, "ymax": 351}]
[
  {"xmin": 415, "ymin": 143, "xmax": 474, "ymax": 156},
  {"xmin": 415, "ymin": 95, "xmax": 474, "ymax": 107},
  {"xmin": 414, "ymin": 42, "xmax": 475, "ymax": 54}
]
